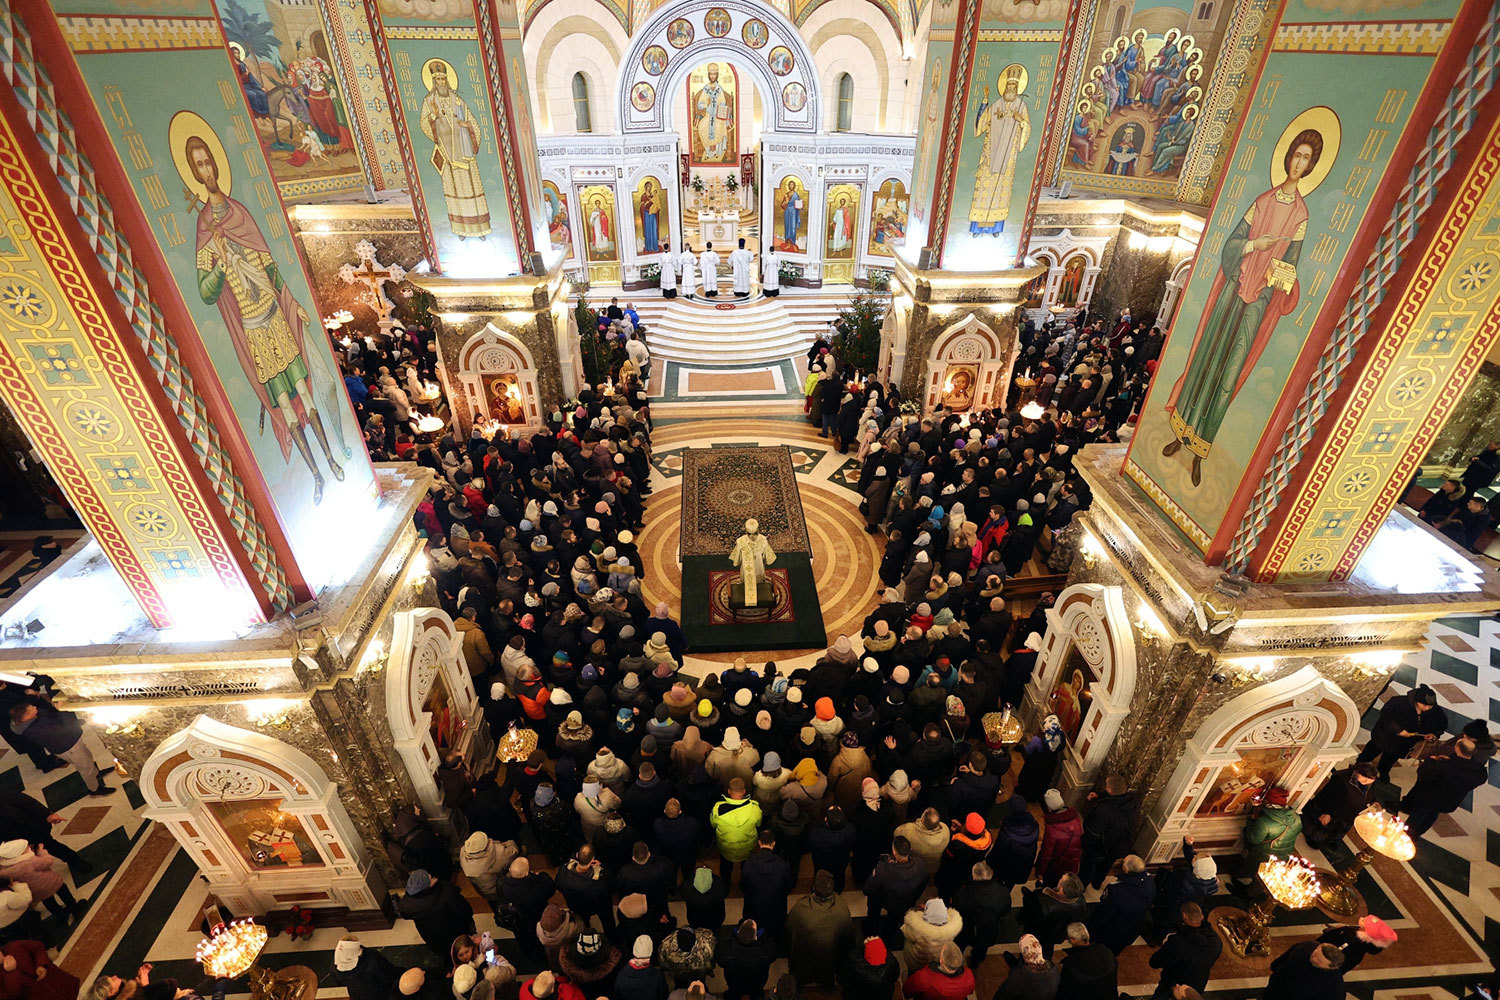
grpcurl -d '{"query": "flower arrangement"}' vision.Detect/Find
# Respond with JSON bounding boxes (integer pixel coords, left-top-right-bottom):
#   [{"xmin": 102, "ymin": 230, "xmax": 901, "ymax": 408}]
[
  {"xmin": 867, "ymin": 268, "xmax": 892, "ymax": 291},
  {"xmin": 283, "ymin": 905, "xmax": 315, "ymax": 941},
  {"xmin": 641, "ymin": 263, "xmax": 661, "ymax": 283},
  {"xmin": 726, "ymin": 174, "xmax": 739, "ymax": 192},
  {"xmin": 899, "ymin": 400, "xmax": 921, "ymax": 416},
  {"xmin": 690, "ymin": 174, "xmax": 705, "ymax": 194},
  {"xmin": 779, "ymin": 261, "xmax": 803, "ymax": 282}
]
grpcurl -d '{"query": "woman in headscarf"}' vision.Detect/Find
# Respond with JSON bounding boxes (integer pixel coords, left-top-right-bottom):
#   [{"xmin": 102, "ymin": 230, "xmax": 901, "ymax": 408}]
[
  {"xmin": 642, "ymin": 630, "xmax": 676, "ymax": 667},
  {"xmin": 671, "ymin": 725, "xmax": 711, "ymax": 779},
  {"xmin": 826, "ymin": 730, "xmax": 873, "ymax": 811},
  {"xmin": 995, "ymin": 934, "xmax": 1060, "ymax": 999},
  {"xmin": 901, "ymin": 549, "xmax": 932, "ymax": 601},
  {"xmin": 781, "ymin": 757, "xmax": 827, "ymax": 819},
  {"xmin": 880, "ymin": 768, "xmax": 919, "ymax": 824},
  {"xmin": 1016, "ymin": 714, "xmax": 1066, "ymax": 802}
]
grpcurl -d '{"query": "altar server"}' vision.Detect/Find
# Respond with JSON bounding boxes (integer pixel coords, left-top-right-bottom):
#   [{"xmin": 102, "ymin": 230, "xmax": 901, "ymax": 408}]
[
  {"xmin": 678, "ymin": 244, "xmax": 698, "ymax": 298},
  {"xmin": 763, "ymin": 247, "xmax": 780, "ymax": 297},
  {"xmin": 700, "ymin": 242, "xmax": 721, "ymax": 298},
  {"xmin": 730, "ymin": 238, "xmax": 755, "ymax": 297},
  {"xmin": 659, "ymin": 241, "xmax": 676, "ymax": 298}
]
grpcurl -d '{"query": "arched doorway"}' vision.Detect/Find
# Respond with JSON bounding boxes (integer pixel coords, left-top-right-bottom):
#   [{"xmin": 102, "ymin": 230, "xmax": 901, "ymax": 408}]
[
  {"xmin": 1022, "ymin": 583, "xmax": 1138, "ymax": 803},
  {"xmin": 140, "ymin": 716, "xmax": 383, "ymax": 914},
  {"xmin": 452, "ymin": 325, "xmax": 543, "ymax": 437},
  {"xmin": 922, "ymin": 313, "xmax": 1013, "ymax": 415},
  {"xmin": 1139, "ymin": 665, "xmax": 1360, "ymax": 861}
]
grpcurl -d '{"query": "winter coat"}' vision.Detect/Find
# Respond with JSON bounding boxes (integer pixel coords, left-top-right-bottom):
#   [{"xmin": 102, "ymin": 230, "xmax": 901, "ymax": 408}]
[
  {"xmin": 1367, "ymin": 687, "xmax": 1447, "ymax": 756},
  {"xmin": 455, "ymin": 617, "xmax": 494, "ymax": 674},
  {"xmin": 864, "ymin": 854, "xmax": 929, "ymax": 913},
  {"xmin": 994, "ymin": 962, "xmax": 1060, "ymax": 1000},
  {"xmin": 1149, "ymin": 921, "xmax": 1222, "ymax": 993},
  {"xmin": 893, "ymin": 819, "xmax": 950, "ymax": 876},
  {"xmin": 574, "ymin": 787, "xmax": 622, "ymax": 842},
  {"xmin": 329, "ymin": 946, "xmax": 399, "ymax": 1000},
  {"xmin": 752, "ymin": 768, "xmax": 790, "ymax": 811},
  {"xmin": 658, "ymin": 928, "xmax": 716, "ymax": 987},
  {"xmin": 901, "ymin": 964, "xmax": 976, "ymax": 1000},
  {"xmin": 1301, "ymin": 767, "xmax": 1376, "ymax": 846},
  {"xmin": 460, "ymin": 837, "xmax": 519, "ymax": 899},
  {"xmin": 0, "ymin": 881, "xmax": 32, "ymax": 930},
  {"xmin": 739, "ymin": 849, "xmax": 794, "ymax": 934},
  {"xmin": 716, "ymin": 931, "xmax": 775, "ymax": 997},
  {"xmin": 704, "ymin": 745, "xmax": 760, "ymax": 790},
  {"xmin": 708, "ymin": 796, "xmax": 763, "ymax": 862},
  {"xmin": 1081, "ymin": 791, "xmax": 1136, "ymax": 862},
  {"xmin": 900, "ymin": 907, "xmax": 963, "ymax": 970},
  {"xmin": 683, "ymin": 873, "xmax": 729, "ymax": 930},
  {"xmin": 0, "ymin": 847, "xmax": 63, "ymax": 901},
  {"xmin": 784, "ymin": 894, "xmax": 854, "ymax": 986},
  {"xmin": 1034, "ymin": 808, "xmax": 1082, "ymax": 883},
  {"xmin": 394, "ymin": 880, "xmax": 475, "ymax": 957},
  {"xmin": 953, "ymin": 878, "xmax": 1010, "ymax": 956},
  {"xmin": 993, "ymin": 812, "xmax": 1041, "ymax": 885},
  {"xmin": 1242, "ymin": 804, "xmax": 1301, "ymax": 865},
  {"xmin": 826, "ymin": 747, "xmax": 873, "ymax": 812},
  {"xmin": 841, "ymin": 943, "xmax": 900, "ymax": 997},
  {"xmin": 0, "ymin": 938, "xmax": 77, "ymax": 1000},
  {"xmin": 613, "ymin": 962, "xmax": 668, "ymax": 1000},
  {"xmin": 1056, "ymin": 942, "xmax": 1118, "ymax": 1000},
  {"xmin": 1403, "ymin": 749, "xmax": 1489, "ymax": 813},
  {"xmin": 1264, "ymin": 940, "xmax": 1345, "ymax": 1000},
  {"xmin": 1087, "ymin": 869, "xmax": 1156, "ymax": 953}
]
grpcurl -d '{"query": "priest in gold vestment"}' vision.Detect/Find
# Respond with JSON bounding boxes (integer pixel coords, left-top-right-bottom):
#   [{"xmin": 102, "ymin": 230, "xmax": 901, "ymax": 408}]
[{"xmin": 969, "ymin": 67, "xmax": 1030, "ymax": 235}]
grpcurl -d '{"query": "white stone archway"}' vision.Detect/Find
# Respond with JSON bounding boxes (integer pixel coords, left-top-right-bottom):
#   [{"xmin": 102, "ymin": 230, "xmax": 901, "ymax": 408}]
[
  {"xmin": 141, "ymin": 715, "xmax": 383, "ymax": 914},
  {"xmin": 1023, "ymin": 583, "xmax": 1138, "ymax": 803},
  {"xmin": 387, "ymin": 608, "xmax": 494, "ymax": 834},
  {"xmin": 1138, "ymin": 664, "xmax": 1361, "ymax": 862},
  {"xmin": 922, "ymin": 313, "xmax": 1012, "ymax": 415},
  {"xmin": 454, "ymin": 325, "xmax": 543, "ymax": 435},
  {"xmin": 617, "ymin": 0, "xmax": 819, "ymax": 135},
  {"xmin": 1157, "ymin": 256, "xmax": 1196, "ymax": 331}
]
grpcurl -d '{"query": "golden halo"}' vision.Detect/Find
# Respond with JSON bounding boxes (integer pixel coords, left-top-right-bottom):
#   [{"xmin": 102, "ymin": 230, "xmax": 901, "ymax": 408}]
[
  {"xmin": 228, "ymin": 41, "xmax": 246, "ymax": 60},
  {"xmin": 997, "ymin": 63, "xmax": 1028, "ymax": 94},
  {"xmin": 1164, "ymin": 27, "xmax": 1180, "ymax": 43},
  {"xmin": 421, "ymin": 57, "xmax": 458, "ymax": 92},
  {"xmin": 1078, "ymin": 98, "xmax": 1093, "ymax": 113},
  {"xmin": 169, "ymin": 110, "xmax": 231, "ymax": 205},
  {"xmin": 1183, "ymin": 104, "xmax": 1199, "ymax": 120},
  {"xmin": 1132, "ymin": 28, "xmax": 1147, "ymax": 44},
  {"xmin": 1269, "ymin": 105, "xmax": 1340, "ymax": 196}
]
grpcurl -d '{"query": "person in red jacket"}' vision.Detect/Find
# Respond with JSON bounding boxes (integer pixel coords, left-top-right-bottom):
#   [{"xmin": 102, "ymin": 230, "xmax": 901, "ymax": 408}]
[
  {"xmin": 1, "ymin": 940, "xmax": 79, "ymax": 1000},
  {"xmin": 518, "ymin": 970, "xmax": 584, "ymax": 1000},
  {"xmin": 902, "ymin": 943, "xmax": 975, "ymax": 1000},
  {"xmin": 1035, "ymin": 788, "xmax": 1082, "ymax": 887}
]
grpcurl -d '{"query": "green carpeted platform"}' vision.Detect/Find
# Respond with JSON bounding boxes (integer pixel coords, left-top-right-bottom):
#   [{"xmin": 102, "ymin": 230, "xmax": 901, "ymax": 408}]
[
  {"xmin": 678, "ymin": 446, "xmax": 827, "ymax": 652},
  {"xmin": 680, "ymin": 552, "xmax": 827, "ymax": 652}
]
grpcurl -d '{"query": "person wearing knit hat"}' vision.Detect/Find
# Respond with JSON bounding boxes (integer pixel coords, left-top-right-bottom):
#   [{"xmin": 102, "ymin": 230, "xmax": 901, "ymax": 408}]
[
  {"xmin": 522, "ymin": 969, "xmax": 556, "ymax": 998},
  {"xmin": 452, "ymin": 965, "xmax": 477, "ymax": 998},
  {"xmin": 845, "ymin": 935, "xmax": 900, "ymax": 994},
  {"xmin": 1316, "ymin": 914, "xmax": 1396, "ymax": 971},
  {"xmin": 786, "ymin": 686, "xmax": 804, "ymax": 705},
  {"xmin": 560, "ymin": 930, "xmax": 621, "ymax": 987}
]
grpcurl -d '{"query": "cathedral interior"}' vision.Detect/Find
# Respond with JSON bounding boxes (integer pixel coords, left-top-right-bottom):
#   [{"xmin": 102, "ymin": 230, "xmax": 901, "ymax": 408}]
[{"xmin": 0, "ymin": 0, "xmax": 1497, "ymax": 997}]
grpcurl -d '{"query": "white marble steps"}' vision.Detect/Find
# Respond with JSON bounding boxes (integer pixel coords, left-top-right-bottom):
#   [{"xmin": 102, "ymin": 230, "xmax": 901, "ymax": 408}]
[{"xmin": 632, "ymin": 291, "xmax": 849, "ymax": 362}]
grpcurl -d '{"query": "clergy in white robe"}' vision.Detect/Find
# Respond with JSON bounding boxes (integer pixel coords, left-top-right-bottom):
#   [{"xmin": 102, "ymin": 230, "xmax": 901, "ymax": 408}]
[
  {"xmin": 729, "ymin": 238, "xmax": 755, "ymax": 296},
  {"xmin": 658, "ymin": 241, "xmax": 676, "ymax": 298},
  {"xmin": 699, "ymin": 243, "xmax": 721, "ymax": 297},
  {"xmin": 678, "ymin": 247, "xmax": 698, "ymax": 298},
  {"xmin": 762, "ymin": 248, "xmax": 780, "ymax": 296}
]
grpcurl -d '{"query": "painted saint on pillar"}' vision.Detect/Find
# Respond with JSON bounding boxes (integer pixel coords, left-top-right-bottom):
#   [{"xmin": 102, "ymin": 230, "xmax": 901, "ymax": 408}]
[
  {"xmin": 173, "ymin": 113, "xmax": 349, "ymax": 504},
  {"xmin": 969, "ymin": 64, "xmax": 1030, "ymax": 235},
  {"xmin": 1161, "ymin": 110, "xmax": 1338, "ymax": 486},
  {"xmin": 420, "ymin": 58, "xmax": 490, "ymax": 239}
]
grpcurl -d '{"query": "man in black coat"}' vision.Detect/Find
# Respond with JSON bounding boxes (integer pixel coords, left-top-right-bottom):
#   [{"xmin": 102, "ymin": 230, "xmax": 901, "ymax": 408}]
[
  {"xmin": 555, "ymin": 845, "xmax": 615, "ymax": 934},
  {"xmin": 1148, "ymin": 902, "xmax": 1221, "ymax": 997},
  {"xmin": 615, "ymin": 840, "xmax": 677, "ymax": 917},
  {"xmin": 393, "ymin": 869, "xmax": 475, "ymax": 961},
  {"xmin": 1401, "ymin": 735, "xmax": 1490, "ymax": 836},
  {"xmin": 740, "ymin": 831, "xmax": 795, "ymax": 940},
  {"xmin": 1087, "ymin": 855, "xmax": 1156, "ymax": 953},
  {"xmin": 952, "ymin": 862, "xmax": 1010, "ymax": 969},
  {"xmin": 973, "ymin": 597, "xmax": 1013, "ymax": 652},
  {"xmin": 1357, "ymin": 685, "xmax": 1447, "ymax": 782},
  {"xmin": 863, "ymin": 836, "xmax": 929, "ymax": 945},
  {"xmin": 1301, "ymin": 762, "xmax": 1378, "ymax": 850},
  {"xmin": 1264, "ymin": 941, "xmax": 1345, "ymax": 1000},
  {"xmin": 0, "ymin": 788, "xmax": 91, "ymax": 877},
  {"xmin": 1056, "ymin": 923, "xmax": 1118, "ymax": 1000},
  {"xmin": 1079, "ymin": 774, "xmax": 1137, "ymax": 889},
  {"xmin": 497, "ymin": 857, "xmax": 555, "ymax": 963},
  {"xmin": 651, "ymin": 798, "xmax": 703, "ymax": 886},
  {"xmin": 9, "ymin": 699, "xmax": 112, "ymax": 795},
  {"xmin": 718, "ymin": 919, "xmax": 775, "ymax": 1000}
]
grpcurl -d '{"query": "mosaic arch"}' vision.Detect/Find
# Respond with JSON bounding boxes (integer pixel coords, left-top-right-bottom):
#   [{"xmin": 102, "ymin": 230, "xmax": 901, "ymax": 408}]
[{"xmin": 618, "ymin": 0, "xmax": 818, "ymax": 134}]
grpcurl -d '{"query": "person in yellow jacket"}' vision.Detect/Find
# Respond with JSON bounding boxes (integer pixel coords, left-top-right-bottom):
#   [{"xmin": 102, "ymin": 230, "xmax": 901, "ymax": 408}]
[{"xmin": 709, "ymin": 778, "xmax": 763, "ymax": 886}]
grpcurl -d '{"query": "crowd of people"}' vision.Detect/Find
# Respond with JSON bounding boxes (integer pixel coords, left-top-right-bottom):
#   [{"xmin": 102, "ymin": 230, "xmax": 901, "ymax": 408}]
[{"xmin": 3, "ymin": 304, "xmax": 1492, "ymax": 1000}]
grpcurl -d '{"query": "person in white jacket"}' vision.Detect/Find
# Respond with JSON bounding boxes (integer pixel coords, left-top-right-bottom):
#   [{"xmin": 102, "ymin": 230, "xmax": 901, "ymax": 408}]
[
  {"xmin": 678, "ymin": 245, "xmax": 698, "ymax": 298},
  {"xmin": 762, "ymin": 248, "xmax": 780, "ymax": 297},
  {"xmin": 699, "ymin": 243, "xmax": 721, "ymax": 297},
  {"xmin": 460, "ymin": 831, "xmax": 520, "ymax": 904},
  {"xmin": 658, "ymin": 241, "xmax": 677, "ymax": 298}
]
